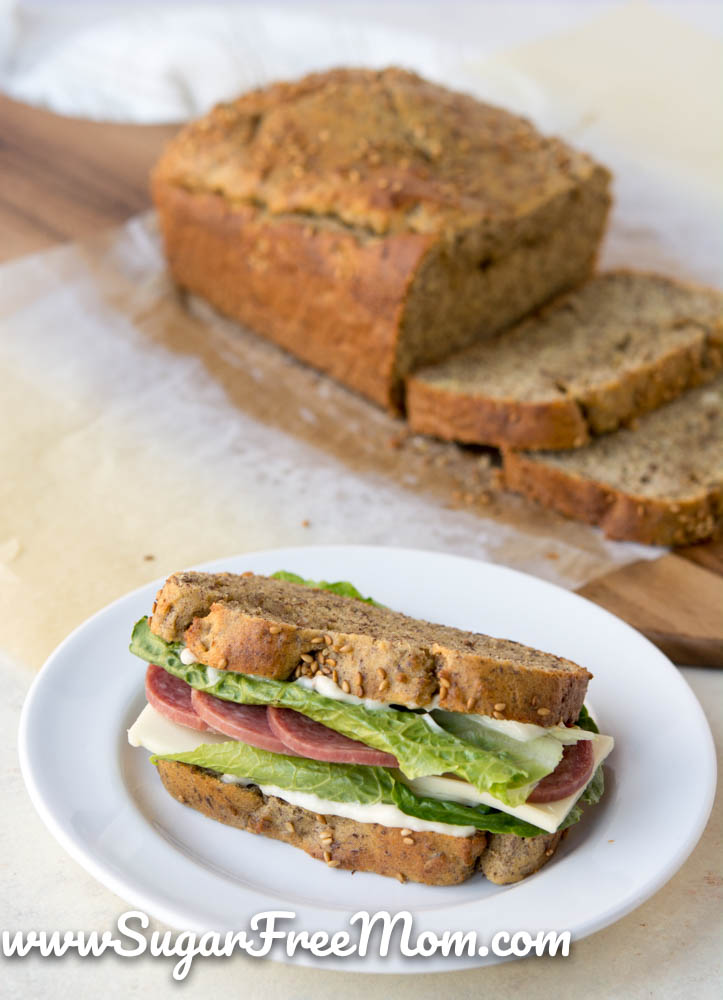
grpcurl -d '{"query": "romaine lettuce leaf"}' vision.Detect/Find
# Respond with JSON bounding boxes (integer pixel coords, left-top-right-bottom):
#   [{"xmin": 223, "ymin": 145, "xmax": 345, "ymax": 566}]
[
  {"xmin": 270, "ymin": 571, "xmax": 382, "ymax": 606},
  {"xmin": 130, "ymin": 618, "xmax": 560, "ymax": 804},
  {"xmin": 152, "ymin": 740, "xmax": 554, "ymax": 837}
]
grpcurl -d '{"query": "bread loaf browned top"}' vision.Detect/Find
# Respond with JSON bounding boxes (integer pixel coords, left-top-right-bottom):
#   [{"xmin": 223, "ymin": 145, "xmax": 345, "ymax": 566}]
[
  {"xmin": 154, "ymin": 66, "xmax": 602, "ymax": 244},
  {"xmin": 150, "ymin": 571, "xmax": 591, "ymax": 726}
]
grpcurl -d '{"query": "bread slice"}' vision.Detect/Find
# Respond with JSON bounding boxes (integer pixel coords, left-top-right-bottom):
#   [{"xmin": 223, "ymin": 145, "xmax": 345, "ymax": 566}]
[
  {"xmin": 157, "ymin": 759, "xmax": 562, "ymax": 885},
  {"xmin": 152, "ymin": 67, "xmax": 610, "ymax": 411},
  {"xmin": 150, "ymin": 572, "xmax": 591, "ymax": 726},
  {"xmin": 407, "ymin": 272, "xmax": 723, "ymax": 449},
  {"xmin": 502, "ymin": 377, "xmax": 723, "ymax": 545}
]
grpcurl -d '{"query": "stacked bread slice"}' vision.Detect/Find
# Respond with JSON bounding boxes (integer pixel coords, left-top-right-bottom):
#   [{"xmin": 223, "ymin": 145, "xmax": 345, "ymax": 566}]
[{"xmin": 407, "ymin": 272, "xmax": 723, "ymax": 545}]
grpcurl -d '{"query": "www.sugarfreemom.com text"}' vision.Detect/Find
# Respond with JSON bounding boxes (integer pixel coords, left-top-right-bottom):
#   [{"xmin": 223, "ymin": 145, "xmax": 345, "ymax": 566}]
[{"xmin": 3, "ymin": 910, "xmax": 571, "ymax": 978}]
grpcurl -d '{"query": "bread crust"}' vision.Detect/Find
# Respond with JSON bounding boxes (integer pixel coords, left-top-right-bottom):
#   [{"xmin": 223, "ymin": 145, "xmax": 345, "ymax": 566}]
[
  {"xmin": 157, "ymin": 760, "xmax": 560, "ymax": 885},
  {"xmin": 407, "ymin": 380, "xmax": 589, "ymax": 449},
  {"xmin": 150, "ymin": 572, "xmax": 591, "ymax": 726},
  {"xmin": 152, "ymin": 182, "xmax": 431, "ymax": 410},
  {"xmin": 152, "ymin": 67, "xmax": 610, "ymax": 411},
  {"xmin": 503, "ymin": 448, "xmax": 723, "ymax": 545}
]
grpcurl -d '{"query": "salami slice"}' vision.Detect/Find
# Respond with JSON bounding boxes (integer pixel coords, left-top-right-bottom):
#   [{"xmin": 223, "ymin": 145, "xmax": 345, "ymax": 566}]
[
  {"xmin": 267, "ymin": 706, "xmax": 399, "ymax": 767},
  {"xmin": 191, "ymin": 690, "xmax": 290, "ymax": 754},
  {"xmin": 145, "ymin": 663, "xmax": 210, "ymax": 732},
  {"xmin": 527, "ymin": 739, "xmax": 595, "ymax": 803}
]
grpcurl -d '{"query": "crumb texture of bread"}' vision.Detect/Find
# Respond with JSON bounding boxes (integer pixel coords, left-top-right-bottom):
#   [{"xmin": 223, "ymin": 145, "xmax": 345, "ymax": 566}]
[
  {"xmin": 152, "ymin": 67, "xmax": 610, "ymax": 410},
  {"xmin": 407, "ymin": 272, "xmax": 723, "ymax": 449},
  {"xmin": 503, "ymin": 377, "xmax": 723, "ymax": 545},
  {"xmin": 150, "ymin": 572, "xmax": 591, "ymax": 725},
  {"xmin": 157, "ymin": 760, "xmax": 560, "ymax": 885}
]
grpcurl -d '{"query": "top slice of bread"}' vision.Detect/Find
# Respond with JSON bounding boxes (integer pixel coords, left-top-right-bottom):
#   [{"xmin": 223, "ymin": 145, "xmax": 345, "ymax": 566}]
[
  {"xmin": 407, "ymin": 272, "xmax": 723, "ymax": 448},
  {"xmin": 149, "ymin": 572, "xmax": 591, "ymax": 726},
  {"xmin": 502, "ymin": 376, "xmax": 723, "ymax": 545}
]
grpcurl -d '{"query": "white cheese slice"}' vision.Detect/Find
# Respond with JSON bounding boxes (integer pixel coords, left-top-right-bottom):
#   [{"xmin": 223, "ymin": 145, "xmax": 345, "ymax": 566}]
[
  {"xmin": 407, "ymin": 731, "xmax": 614, "ymax": 834},
  {"xmin": 128, "ymin": 704, "xmax": 230, "ymax": 754}
]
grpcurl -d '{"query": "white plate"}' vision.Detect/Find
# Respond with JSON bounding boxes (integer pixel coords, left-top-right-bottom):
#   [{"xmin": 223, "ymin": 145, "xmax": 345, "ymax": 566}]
[{"xmin": 19, "ymin": 546, "xmax": 716, "ymax": 973}]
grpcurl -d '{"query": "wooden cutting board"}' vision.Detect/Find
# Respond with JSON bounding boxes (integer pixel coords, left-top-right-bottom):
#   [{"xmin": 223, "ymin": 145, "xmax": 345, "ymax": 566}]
[{"xmin": 2, "ymin": 94, "xmax": 720, "ymax": 667}]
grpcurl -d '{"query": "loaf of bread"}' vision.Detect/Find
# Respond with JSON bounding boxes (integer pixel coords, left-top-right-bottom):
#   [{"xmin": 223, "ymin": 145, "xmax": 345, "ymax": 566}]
[
  {"xmin": 152, "ymin": 67, "xmax": 611, "ymax": 411},
  {"xmin": 150, "ymin": 571, "xmax": 591, "ymax": 725},
  {"xmin": 407, "ymin": 272, "xmax": 723, "ymax": 449},
  {"xmin": 502, "ymin": 377, "xmax": 723, "ymax": 545},
  {"xmin": 157, "ymin": 759, "xmax": 563, "ymax": 885}
]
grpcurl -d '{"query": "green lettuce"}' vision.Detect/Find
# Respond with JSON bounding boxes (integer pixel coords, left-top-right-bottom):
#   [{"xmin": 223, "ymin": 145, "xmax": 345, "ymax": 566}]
[
  {"xmin": 270, "ymin": 571, "xmax": 383, "ymax": 606},
  {"xmin": 131, "ymin": 618, "xmax": 561, "ymax": 805},
  {"xmin": 152, "ymin": 740, "xmax": 555, "ymax": 838}
]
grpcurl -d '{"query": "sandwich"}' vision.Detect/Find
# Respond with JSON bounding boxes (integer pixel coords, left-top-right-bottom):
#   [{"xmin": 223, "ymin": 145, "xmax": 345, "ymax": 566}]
[{"xmin": 127, "ymin": 570, "xmax": 613, "ymax": 885}]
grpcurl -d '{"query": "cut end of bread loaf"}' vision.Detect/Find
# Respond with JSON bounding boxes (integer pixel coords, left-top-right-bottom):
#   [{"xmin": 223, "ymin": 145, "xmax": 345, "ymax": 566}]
[
  {"xmin": 157, "ymin": 760, "xmax": 562, "ymax": 885},
  {"xmin": 150, "ymin": 571, "xmax": 591, "ymax": 726},
  {"xmin": 407, "ymin": 271, "xmax": 723, "ymax": 448},
  {"xmin": 502, "ymin": 377, "xmax": 723, "ymax": 545}
]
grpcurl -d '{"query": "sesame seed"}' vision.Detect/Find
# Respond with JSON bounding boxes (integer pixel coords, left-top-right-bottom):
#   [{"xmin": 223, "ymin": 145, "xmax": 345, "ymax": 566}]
[
  {"xmin": 545, "ymin": 848, "xmax": 554, "ymax": 857},
  {"xmin": 285, "ymin": 822, "xmax": 295, "ymax": 834},
  {"xmin": 310, "ymin": 637, "xmax": 323, "ymax": 645},
  {"xmin": 439, "ymin": 677, "xmax": 450, "ymax": 690},
  {"xmin": 537, "ymin": 707, "xmax": 551, "ymax": 717},
  {"xmin": 466, "ymin": 697, "xmax": 476, "ymax": 711},
  {"xmin": 494, "ymin": 703, "xmax": 506, "ymax": 711},
  {"xmin": 355, "ymin": 672, "xmax": 363, "ymax": 686},
  {"xmin": 242, "ymin": 571, "xmax": 254, "ymax": 577},
  {"xmin": 319, "ymin": 833, "xmax": 333, "ymax": 844},
  {"xmin": 300, "ymin": 654, "xmax": 313, "ymax": 663},
  {"xmin": 326, "ymin": 658, "xmax": 337, "ymax": 668},
  {"xmin": 396, "ymin": 872, "xmax": 407, "ymax": 884},
  {"xmin": 400, "ymin": 828, "xmax": 413, "ymax": 837},
  {"xmin": 356, "ymin": 687, "xmax": 364, "ymax": 698},
  {"xmin": 316, "ymin": 814, "xmax": 327, "ymax": 824},
  {"xmin": 378, "ymin": 678, "xmax": 389, "ymax": 692},
  {"xmin": 493, "ymin": 711, "xmax": 504, "ymax": 720},
  {"xmin": 324, "ymin": 635, "xmax": 333, "ymax": 645},
  {"xmin": 341, "ymin": 680, "xmax": 351, "ymax": 694},
  {"xmin": 310, "ymin": 663, "xmax": 319, "ymax": 675},
  {"xmin": 340, "ymin": 644, "xmax": 353, "ymax": 653},
  {"xmin": 327, "ymin": 859, "xmax": 340, "ymax": 868},
  {"xmin": 403, "ymin": 837, "xmax": 414, "ymax": 846},
  {"xmin": 531, "ymin": 696, "xmax": 539, "ymax": 707},
  {"xmin": 323, "ymin": 851, "xmax": 332, "ymax": 863},
  {"xmin": 377, "ymin": 668, "xmax": 387, "ymax": 680},
  {"xmin": 268, "ymin": 625, "xmax": 282, "ymax": 635},
  {"xmin": 332, "ymin": 669, "xmax": 338, "ymax": 684}
]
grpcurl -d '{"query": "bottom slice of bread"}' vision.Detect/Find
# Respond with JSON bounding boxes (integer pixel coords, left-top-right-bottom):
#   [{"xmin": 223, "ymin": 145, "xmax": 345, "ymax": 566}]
[{"xmin": 157, "ymin": 760, "xmax": 561, "ymax": 886}]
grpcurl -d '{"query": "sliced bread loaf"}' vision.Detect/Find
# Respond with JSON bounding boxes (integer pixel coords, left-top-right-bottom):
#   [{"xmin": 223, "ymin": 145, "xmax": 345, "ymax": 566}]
[
  {"xmin": 406, "ymin": 272, "xmax": 723, "ymax": 449},
  {"xmin": 502, "ymin": 377, "xmax": 723, "ymax": 545},
  {"xmin": 150, "ymin": 571, "xmax": 591, "ymax": 725}
]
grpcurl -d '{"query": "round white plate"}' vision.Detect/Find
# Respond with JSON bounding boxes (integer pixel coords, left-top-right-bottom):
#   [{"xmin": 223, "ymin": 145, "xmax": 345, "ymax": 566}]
[{"xmin": 19, "ymin": 546, "xmax": 716, "ymax": 973}]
